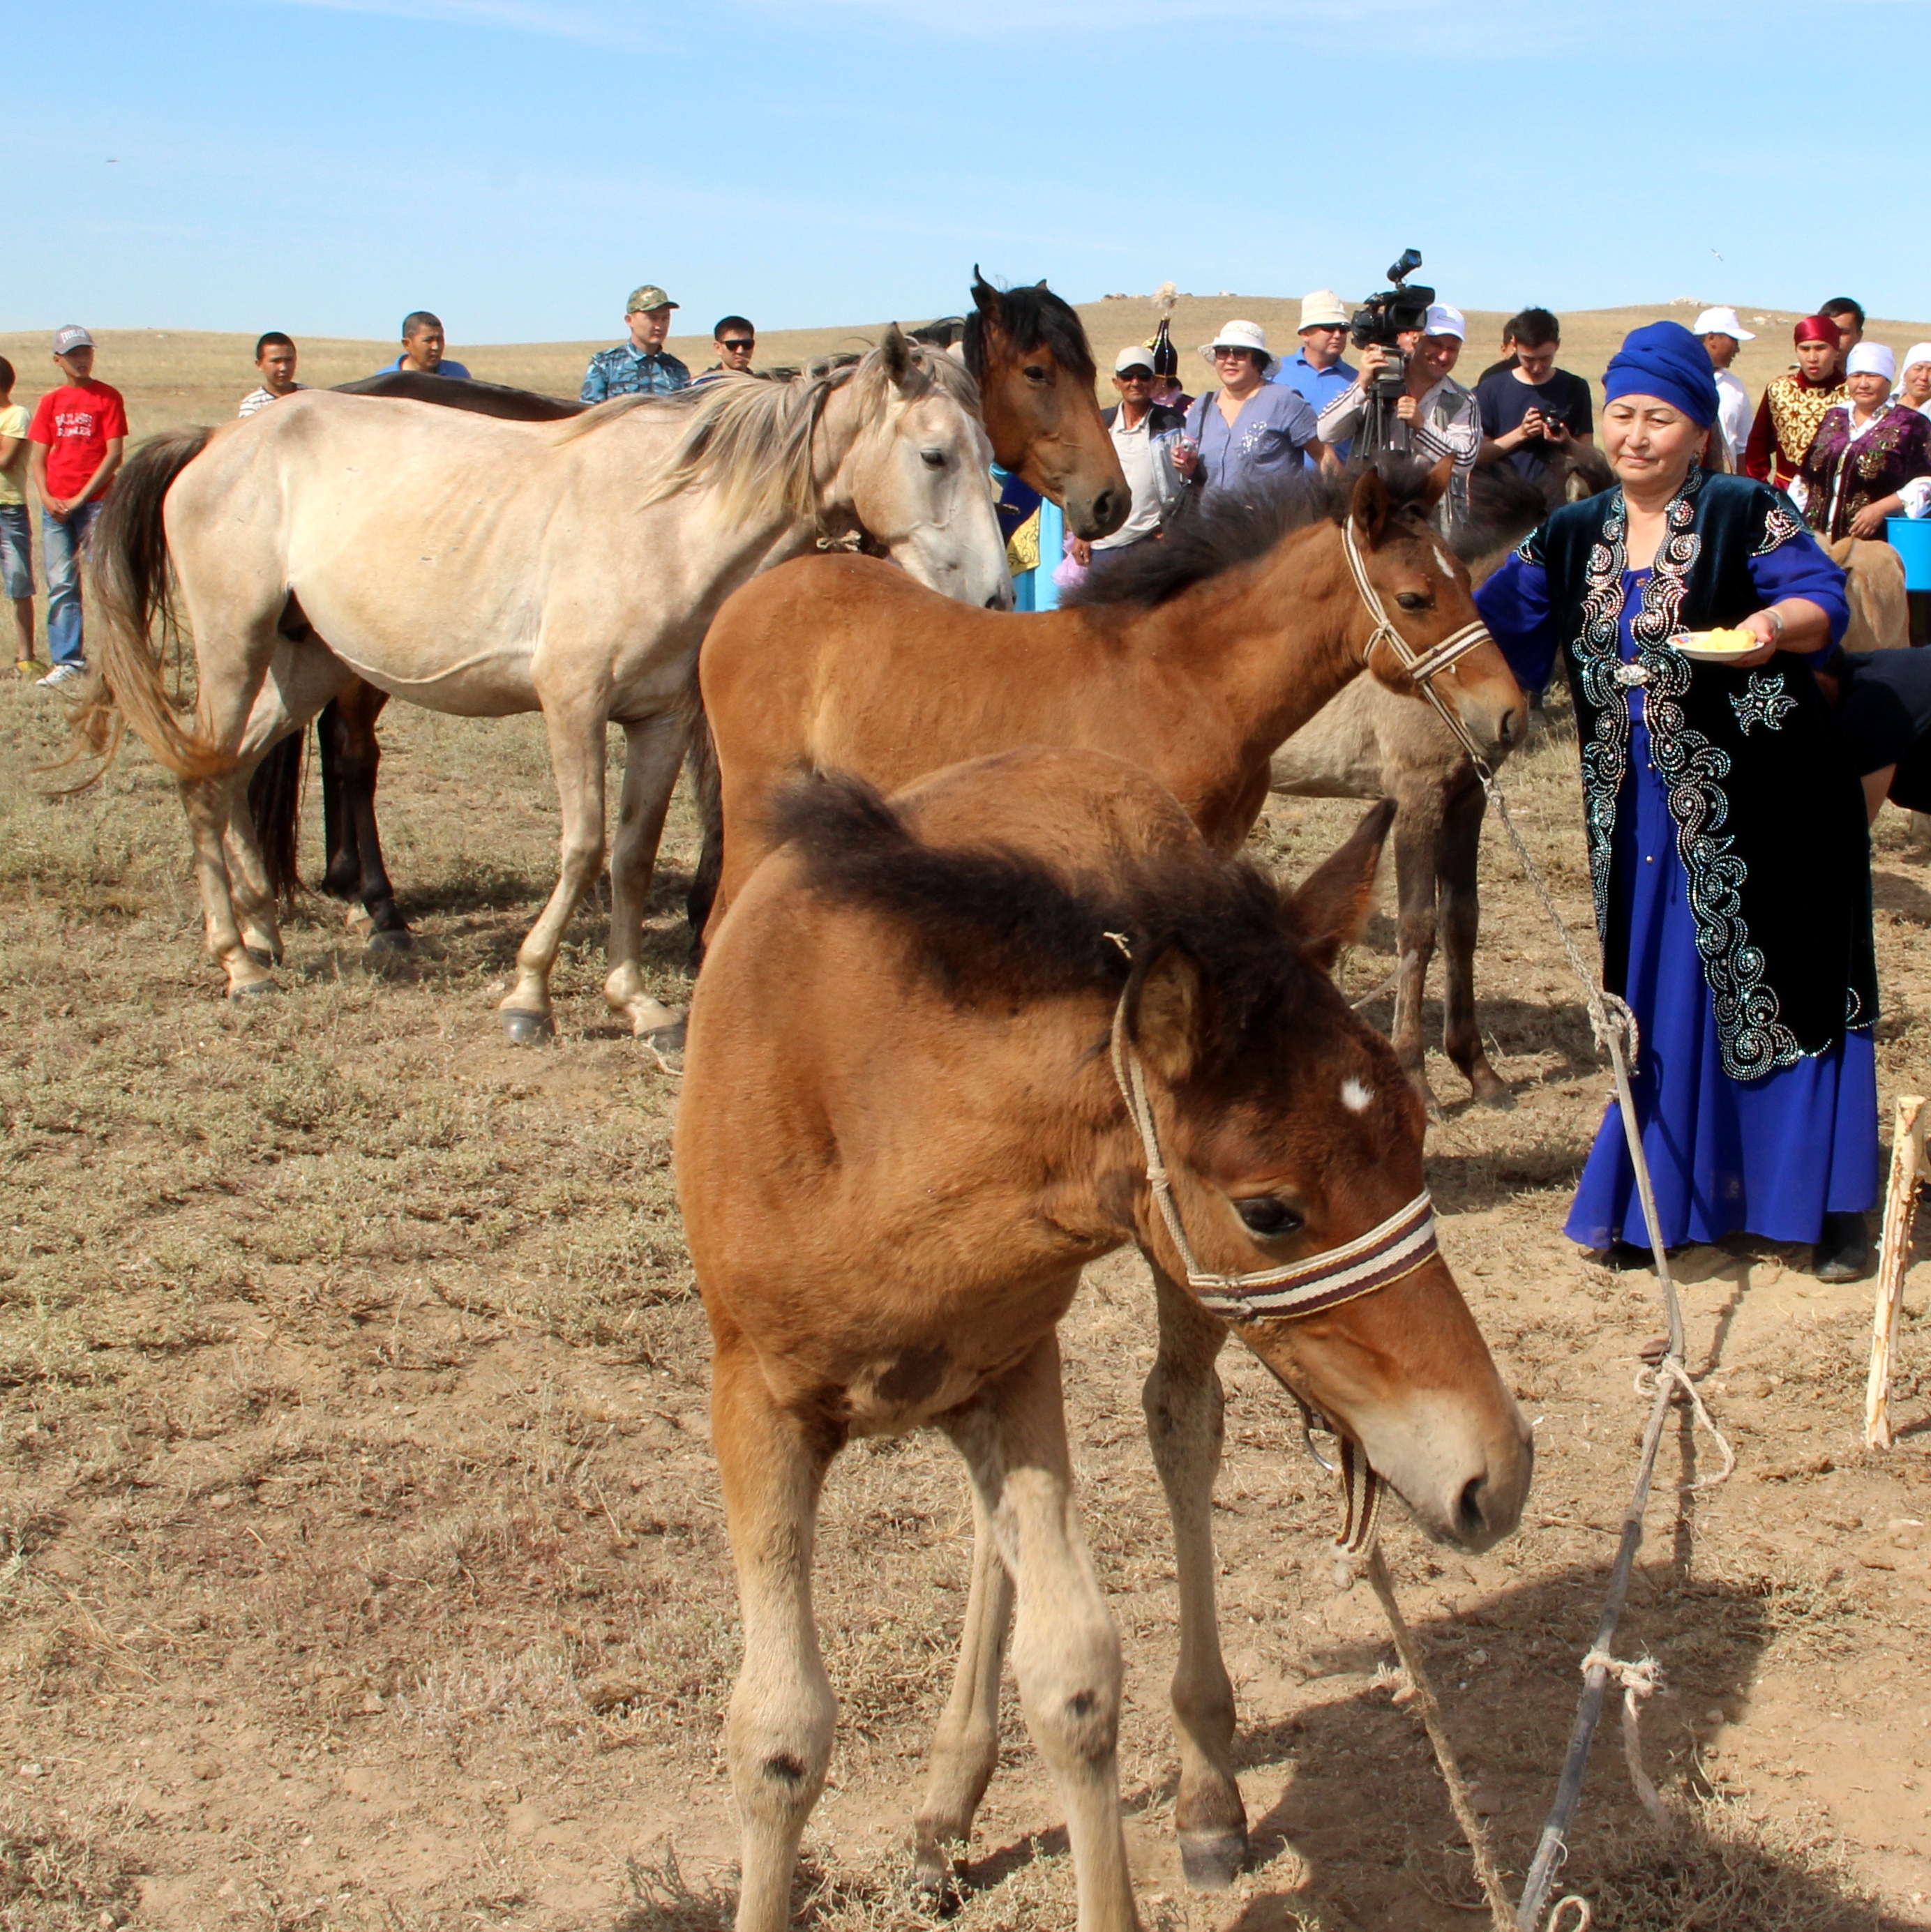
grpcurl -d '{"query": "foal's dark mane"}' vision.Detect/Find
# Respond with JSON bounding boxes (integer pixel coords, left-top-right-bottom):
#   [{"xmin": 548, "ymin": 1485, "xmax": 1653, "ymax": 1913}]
[
  {"xmin": 963, "ymin": 275, "xmax": 1097, "ymax": 386},
  {"xmin": 1066, "ymin": 460, "xmax": 1443, "ymax": 611},
  {"xmin": 773, "ymin": 773, "xmax": 1327, "ymax": 1068}
]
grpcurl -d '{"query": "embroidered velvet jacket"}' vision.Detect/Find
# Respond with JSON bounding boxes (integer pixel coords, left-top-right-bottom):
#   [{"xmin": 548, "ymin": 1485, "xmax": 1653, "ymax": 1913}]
[
  {"xmin": 1521, "ymin": 468, "xmax": 1876, "ymax": 1078},
  {"xmin": 1796, "ymin": 401, "xmax": 1931, "ymax": 541}
]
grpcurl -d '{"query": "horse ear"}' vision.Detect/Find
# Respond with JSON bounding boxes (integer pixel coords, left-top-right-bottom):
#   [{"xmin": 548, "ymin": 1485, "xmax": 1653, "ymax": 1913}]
[
  {"xmin": 1289, "ymin": 799, "xmax": 1393, "ymax": 974},
  {"xmin": 972, "ymin": 269, "xmax": 1003, "ymax": 324},
  {"xmin": 879, "ymin": 321, "xmax": 913, "ymax": 390},
  {"xmin": 1419, "ymin": 453, "xmax": 1455, "ymax": 511},
  {"xmin": 1129, "ymin": 941, "xmax": 1203, "ymax": 1085},
  {"xmin": 1349, "ymin": 467, "xmax": 1391, "ymax": 548}
]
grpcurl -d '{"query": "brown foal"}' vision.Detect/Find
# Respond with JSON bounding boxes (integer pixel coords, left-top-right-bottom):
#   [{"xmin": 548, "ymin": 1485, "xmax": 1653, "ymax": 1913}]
[
  {"xmin": 677, "ymin": 748, "xmax": 1532, "ymax": 1932},
  {"xmin": 693, "ymin": 462, "xmax": 1528, "ymax": 941}
]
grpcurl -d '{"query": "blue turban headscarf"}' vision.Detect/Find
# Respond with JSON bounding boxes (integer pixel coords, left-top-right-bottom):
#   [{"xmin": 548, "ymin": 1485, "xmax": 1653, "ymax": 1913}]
[{"xmin": 1602, "ymin": 320, "xmax": 1720, "ymax": 428}]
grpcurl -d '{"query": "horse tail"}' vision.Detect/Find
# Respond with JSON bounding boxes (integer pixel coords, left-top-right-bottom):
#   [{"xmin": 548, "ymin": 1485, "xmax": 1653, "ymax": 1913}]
[
  {"xmin": 682, "ymin": 690, "xmax": 723, "ymax": 968},
  {"xmin": 68, "ymin": 426, "xmax": 232, "ymax": 785},
  {"xmin": 246, "ymin": 727, "xmax": 307, "ymax": 904}
]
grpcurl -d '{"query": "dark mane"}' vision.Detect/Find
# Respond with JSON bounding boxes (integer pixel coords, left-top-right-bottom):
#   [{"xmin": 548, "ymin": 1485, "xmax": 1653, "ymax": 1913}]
[
  {"xmin": 963, "ymin": 276, "xmax": 1097, "ymax": 385},
  {"xmin": 1067, "ymin": 459, "xmax": 1443, "ymax": 610},
  {"xmin": 770, "ymin": 772, "xmax": 1323, "ymax": 1073}
]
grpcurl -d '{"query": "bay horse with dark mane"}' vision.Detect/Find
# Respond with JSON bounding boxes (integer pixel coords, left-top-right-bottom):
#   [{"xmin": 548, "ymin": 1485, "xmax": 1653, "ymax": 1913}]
[
  {"xmin": 678, "ymin": 745, "xmax": 1531, "ymax": 1932},
  {"xmin": 248, "ymin": 273, "xmax": 1128, "ymax": 949},
  {"xmin": 691, "ymin": 460, "xmax": 1527, "ymax": 944}
]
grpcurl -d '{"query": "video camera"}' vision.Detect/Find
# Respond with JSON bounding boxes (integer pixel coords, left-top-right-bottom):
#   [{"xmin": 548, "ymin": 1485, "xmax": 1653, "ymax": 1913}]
[{"xmin": 1349, "ymin": 249, "xmax": 1435, "ymax": 355}]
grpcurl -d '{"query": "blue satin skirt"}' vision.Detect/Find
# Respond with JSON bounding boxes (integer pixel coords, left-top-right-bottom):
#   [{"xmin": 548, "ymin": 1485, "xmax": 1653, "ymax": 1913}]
[{"xmin": 1565, "ymin": 718, "xmax": 1879, "ymax": 1251}]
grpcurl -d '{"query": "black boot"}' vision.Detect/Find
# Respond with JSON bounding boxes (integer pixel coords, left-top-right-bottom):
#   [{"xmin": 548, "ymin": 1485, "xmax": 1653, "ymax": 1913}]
[{"xmin": 1814, "ymin": 1212, "xmax": 1872, "ymax": 1283}]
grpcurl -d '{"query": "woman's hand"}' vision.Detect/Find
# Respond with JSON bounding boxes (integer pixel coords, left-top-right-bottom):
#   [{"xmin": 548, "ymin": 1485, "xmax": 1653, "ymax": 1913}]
[
  {"xmin": 1849, "ymin": 493, "xmax": 1902, "ymax": 540},
  {"xmin": 1171, "ymin": 439, "xmax": 1199, "ymax": 480},
  {"xmin": 1725, "ymin": 608, "xmax": 1786, "ymax": 668}
]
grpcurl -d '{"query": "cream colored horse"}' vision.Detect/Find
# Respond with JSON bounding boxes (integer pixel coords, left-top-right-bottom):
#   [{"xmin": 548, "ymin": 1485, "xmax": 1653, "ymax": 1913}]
[{"xmin": 82, "ymin": 329, "xmax": 1009, "ymax": 1041}]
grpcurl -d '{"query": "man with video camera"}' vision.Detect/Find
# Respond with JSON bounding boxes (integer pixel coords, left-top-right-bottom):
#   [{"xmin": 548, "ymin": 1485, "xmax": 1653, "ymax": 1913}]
[{"xmin": 1314, "ymin": 253, "xmax": 1481, "ymax": 531}]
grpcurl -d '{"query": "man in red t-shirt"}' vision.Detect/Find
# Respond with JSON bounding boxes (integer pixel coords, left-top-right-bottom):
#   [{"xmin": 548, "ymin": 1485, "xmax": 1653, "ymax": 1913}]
[{"xmin": 28, "ymin": 326, "xmax": 127, "ymax": 687}]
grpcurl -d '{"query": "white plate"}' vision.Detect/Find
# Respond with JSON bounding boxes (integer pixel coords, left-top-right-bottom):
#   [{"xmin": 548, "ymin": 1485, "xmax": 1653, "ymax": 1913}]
[{"xmin": 1669, "ymin": 631, "xmax": 1761, "ymax": 663}]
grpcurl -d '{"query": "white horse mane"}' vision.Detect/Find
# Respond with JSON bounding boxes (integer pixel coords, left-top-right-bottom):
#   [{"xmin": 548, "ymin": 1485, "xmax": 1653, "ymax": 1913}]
[{"xmin": 559, "ymin": 340, "xmax": 981, "ymax": 527}]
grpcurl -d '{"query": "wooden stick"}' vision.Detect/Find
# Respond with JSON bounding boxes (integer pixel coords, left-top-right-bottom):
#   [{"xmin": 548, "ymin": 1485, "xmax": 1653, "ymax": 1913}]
[{"xmin": 1867, "ymin": 1094, "xmax": 1926, "ymax": 1451}]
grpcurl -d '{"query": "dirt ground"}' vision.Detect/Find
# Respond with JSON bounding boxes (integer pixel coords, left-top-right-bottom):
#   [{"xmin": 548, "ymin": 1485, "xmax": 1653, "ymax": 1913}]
[{"xmin": 1, "ymin": 631, "xmax": 1929, "ymax": 1932}]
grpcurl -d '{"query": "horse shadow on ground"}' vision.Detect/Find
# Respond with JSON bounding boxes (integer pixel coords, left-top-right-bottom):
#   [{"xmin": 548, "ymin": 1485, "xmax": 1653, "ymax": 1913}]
[{"xmin": 882, "ymin": 1548, "xmax": 1887, "ymax": 1932}]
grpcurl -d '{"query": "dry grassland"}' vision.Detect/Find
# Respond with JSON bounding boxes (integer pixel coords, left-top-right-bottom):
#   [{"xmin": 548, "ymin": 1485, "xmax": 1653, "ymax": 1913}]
[{"xmin": 0, "ymin": 318, "xmax": 1929, "ymax": 1932}]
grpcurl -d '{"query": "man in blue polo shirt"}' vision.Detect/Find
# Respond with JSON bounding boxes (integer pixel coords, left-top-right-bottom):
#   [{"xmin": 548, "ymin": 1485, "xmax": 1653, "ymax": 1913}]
[
  {"xmin": 377, "ymin": 312, "xmax": 472, "ymax": 380},
  {"xmin": 1272, "ymin": 289, "xmax": 1358, "ymax": 461},
  {"xmin": 580, "ymin": 285, "xmax": 691, "ymax": 402}
]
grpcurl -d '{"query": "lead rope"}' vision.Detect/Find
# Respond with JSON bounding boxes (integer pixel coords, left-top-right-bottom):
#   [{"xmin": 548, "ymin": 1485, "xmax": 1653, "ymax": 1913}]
[{"xmin": 1337, "ymin": 518, "xmax": 1734, "ymax": 1929}]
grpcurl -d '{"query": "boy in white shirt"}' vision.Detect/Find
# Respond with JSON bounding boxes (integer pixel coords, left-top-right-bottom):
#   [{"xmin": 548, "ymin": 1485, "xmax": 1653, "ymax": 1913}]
[
  {"xmin": 239, "ymin": 333, "xmax": 306, "ymax": 417},
  {"xmin": 0, "ymin": 356, "xmax": 36, "ymax": 674}
]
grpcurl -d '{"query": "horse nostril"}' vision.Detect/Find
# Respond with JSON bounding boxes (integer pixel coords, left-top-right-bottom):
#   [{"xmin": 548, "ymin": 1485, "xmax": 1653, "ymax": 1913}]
[
  {"xmin": 1090, "ymin": 489, "xmax": 1117, "ymax": 526},
  {"xmin": 1457, "ymin": 1474, "xmax": 1488, "ymax": 1540}
]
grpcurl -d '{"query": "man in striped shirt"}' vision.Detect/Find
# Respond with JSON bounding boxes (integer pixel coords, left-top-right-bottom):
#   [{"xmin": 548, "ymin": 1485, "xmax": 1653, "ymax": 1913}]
[{"xmin": 1317, "ymin": 302, "xmax": 1482, "ymax": 529}]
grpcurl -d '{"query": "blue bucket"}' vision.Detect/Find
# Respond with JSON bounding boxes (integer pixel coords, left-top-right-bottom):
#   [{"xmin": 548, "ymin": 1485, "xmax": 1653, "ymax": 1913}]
[{"xmin": 1888, "ymin": 515, "xmax": 1931, "ymax": 591}]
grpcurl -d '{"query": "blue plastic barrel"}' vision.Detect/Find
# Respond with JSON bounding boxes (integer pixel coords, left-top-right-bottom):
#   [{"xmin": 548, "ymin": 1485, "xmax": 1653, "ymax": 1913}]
[{"xmin": 1888, "ymin": 515, "xmax": 1931, "ymax": 591}]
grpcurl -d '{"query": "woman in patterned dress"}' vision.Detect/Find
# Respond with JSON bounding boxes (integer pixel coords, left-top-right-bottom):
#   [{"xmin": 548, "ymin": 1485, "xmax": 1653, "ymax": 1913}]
[
  {"xmin": 1477, "ymin": 322, "xmax": 1877, "ymax": 1281},
  {"xmin": 1794, "ymin": 342, "xmax": 1931, "ymax": 541}
]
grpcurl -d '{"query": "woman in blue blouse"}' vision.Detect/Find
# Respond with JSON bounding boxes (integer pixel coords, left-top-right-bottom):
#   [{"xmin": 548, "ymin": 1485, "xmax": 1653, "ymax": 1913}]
[
  {"xmin": 1172, "ymin": 319, "xmax": 1326, "ymax": 504},
  {"xmin": 1475, "ymin": 322, "xmax": 1879, "ymax": 1281}
]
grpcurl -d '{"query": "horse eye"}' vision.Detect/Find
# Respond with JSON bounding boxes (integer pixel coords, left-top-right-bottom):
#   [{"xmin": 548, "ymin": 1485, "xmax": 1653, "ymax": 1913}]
[
  {"xmin": 920, "ymin": 448, "xmax": 947, "ymax": 469},
  {"xmin": 1023, "ymin": 364, "xmax": 1049, "ymax": 384},
  {"xmin": 1234, "ymin": 1197, "xmax": 1302, "ymax": 1239},
  {"xmin": 1395, "ymin": 591, "xmax": 1431, "ymax": 612}
]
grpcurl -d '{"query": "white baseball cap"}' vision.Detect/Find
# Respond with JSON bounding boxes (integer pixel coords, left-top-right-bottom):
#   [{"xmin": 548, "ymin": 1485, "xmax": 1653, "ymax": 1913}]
[
  {"xmin": 1200, "ymin": 319, "xmax": 1275, "ymax": 371},
  {"xmin": 1114, "ymin": 343, "xmax": 1157, "ymax": 375},
  {"xmin": 1692, "ymin": 305, "xmax": 1756, "ymax": 342},
  {"xmin": 1298, "ymin": 289, "xmax": 1349, "ymax": 331},
  {"xmin": 1422, "ymin": 303, "xmax": 1466, "ymax": 341}
]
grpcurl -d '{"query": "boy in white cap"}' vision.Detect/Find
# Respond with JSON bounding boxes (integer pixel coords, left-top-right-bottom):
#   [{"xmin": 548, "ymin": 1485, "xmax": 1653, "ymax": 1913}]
[
  {"xmin": 26, "ymin": 326, "xmax": 126, "ymax": 688},
  {"xmin": 1694, "ymin": 305, "xmax": 1757, "ymax": 463},
  {"xmin": 1273, "ymin": 290, "xmax": 1358, "ymax": 458}
]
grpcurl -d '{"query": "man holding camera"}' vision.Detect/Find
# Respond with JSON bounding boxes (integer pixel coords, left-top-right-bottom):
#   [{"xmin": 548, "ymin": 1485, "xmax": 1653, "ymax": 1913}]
[{"xmin": 1316, "ymin": 301, "xmax": 1482, "ymax": 528}]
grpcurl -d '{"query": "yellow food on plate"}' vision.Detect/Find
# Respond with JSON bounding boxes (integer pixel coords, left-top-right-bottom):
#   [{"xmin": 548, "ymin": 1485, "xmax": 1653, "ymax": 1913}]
[{"xmin": 1679, "ymin": 627, "xmax": 1756, "ymax": 651}]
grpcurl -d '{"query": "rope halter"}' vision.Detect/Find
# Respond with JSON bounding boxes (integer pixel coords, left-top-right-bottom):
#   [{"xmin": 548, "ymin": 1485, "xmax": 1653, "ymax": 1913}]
[
  {"xmin": 1339, "ymin": 513, "xmax": 1495, "ymax": 699},
  {"xmin": 1106, "ymin": 972, "xmax": 1442, "ymax": 1557}
]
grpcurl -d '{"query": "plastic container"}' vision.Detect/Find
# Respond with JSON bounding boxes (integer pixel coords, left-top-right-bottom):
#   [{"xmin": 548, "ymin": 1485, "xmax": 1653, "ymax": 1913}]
[{"xmin": 1888, "ymin": 515, "xmax": 1931, "ymax": 591}]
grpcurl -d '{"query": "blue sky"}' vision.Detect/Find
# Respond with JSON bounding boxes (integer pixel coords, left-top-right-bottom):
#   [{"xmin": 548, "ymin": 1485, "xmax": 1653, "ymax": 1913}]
[{"xmin": 13, "ymin": 0, "xmax": 1928, "ymax": 341}]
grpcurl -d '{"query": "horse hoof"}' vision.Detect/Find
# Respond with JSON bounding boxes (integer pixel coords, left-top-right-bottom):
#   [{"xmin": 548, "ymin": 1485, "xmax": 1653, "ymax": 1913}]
[
  {"xmin": 229, "ymin": 979, "xmax": 280, "ymax": 1002},
  {"xmin": 1178, "ymin": 1828, "xmax": 1248, "ymax": 1891},
  {"xmin": 365, "ymin": 927, "xmax": 414, "ymax": 956},
  {"xmin": 243, "ymin": 945, "xmax": 282, "ymax": 969},
  {"xmin": 908, "ymin": 1844, "xmax": 961, "ymax": 1916},
  {"xmin": 502, "ymin": 1009, "xmax": 555, "ymax": 1046},
  {"xmin": 1473, "ymin": 1081, "xmax": 1517, "ymax": 1111}
]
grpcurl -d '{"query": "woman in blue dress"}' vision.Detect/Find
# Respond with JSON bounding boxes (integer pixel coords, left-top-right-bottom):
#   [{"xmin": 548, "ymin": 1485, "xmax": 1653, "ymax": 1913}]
[{"xmin": 1475, "ymin": 321, "xmax": 1879, "ymax": 1281}]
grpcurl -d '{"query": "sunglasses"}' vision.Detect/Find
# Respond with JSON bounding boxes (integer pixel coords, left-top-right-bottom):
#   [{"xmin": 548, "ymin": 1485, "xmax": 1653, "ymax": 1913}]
[
  {"xmin": 1212, "ymin": 346, "xmax": 1255, "ymax": 359},
  {"xmin": 1118, "ymin": 368, "xmax": 1154, "ymax": 380},
  {"xmin": 719, "ymin": 338, "xmax": 755, "ymax": 352}
]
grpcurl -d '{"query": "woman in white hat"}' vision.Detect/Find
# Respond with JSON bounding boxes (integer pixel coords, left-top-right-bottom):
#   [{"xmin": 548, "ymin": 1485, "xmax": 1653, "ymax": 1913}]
[
  {"xmin": 1792, "ymin": 342, "xmax": 1931, "ymax": 541},
  {"xmin": 1896, "ymin": 342, "xmax": 1931, "ymax": 416},
  {"xmin": 1172, "ymin": 319, "xmax": 1325, "ymax": 503}
]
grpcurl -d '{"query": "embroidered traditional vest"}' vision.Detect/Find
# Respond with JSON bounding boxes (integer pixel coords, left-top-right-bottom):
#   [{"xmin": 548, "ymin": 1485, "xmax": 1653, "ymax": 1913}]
[
  {"xmin": 1764, "ymin": 373, "xmax": 1845, "ymax": 479},
  {"xmin": 1525, "ymin": 469, "xmax": 1877, "ymax": 1078}
]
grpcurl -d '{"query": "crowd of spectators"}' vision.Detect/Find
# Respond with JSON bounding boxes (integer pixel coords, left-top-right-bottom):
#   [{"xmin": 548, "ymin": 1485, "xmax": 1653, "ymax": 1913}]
[{"xmin": 10, "ymin": 279, "xmax": 1931, "ymax": 684}]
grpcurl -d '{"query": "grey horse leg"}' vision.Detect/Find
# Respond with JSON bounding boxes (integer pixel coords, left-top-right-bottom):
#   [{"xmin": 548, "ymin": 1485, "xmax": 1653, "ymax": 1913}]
[{"xmin": 1439, "ymin": 774, "xmax": 1512, "ymax": 1105}]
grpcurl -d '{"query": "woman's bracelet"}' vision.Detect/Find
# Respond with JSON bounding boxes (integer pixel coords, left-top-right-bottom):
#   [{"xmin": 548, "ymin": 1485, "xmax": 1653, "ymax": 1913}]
[{"xmin": 1761, "ymin": 605, "xmax": 1786, "ymax": 642}]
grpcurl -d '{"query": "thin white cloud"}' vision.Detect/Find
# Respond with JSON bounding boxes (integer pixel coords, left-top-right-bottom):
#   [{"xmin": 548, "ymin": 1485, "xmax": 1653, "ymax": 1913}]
[{"xmin": 265, "ymin": 0, "xmax": 640, "ymax": 45}]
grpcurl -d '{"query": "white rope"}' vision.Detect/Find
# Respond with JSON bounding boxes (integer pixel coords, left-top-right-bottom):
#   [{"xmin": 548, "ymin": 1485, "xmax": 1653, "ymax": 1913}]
[
  {"xmin": 1579, "ymin": 1648, "xmax": 1669, "ymax": 1831},
  {"xmin": 1634, "ymin": 1355, "xmax": 1736, "ymax": 1491}
]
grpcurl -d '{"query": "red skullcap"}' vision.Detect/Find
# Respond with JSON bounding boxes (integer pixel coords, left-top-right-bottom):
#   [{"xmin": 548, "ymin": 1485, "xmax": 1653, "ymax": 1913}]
[{"xmin": 1794, "ymin": 315, "xmax": 1840, "ymax": 346}]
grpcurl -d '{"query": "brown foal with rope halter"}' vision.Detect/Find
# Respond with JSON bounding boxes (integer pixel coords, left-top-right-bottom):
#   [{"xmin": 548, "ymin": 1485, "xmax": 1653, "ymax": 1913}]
[{"xmin": 677, "ymin": 747, "xmax": 1532, "ymax": 1932}]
